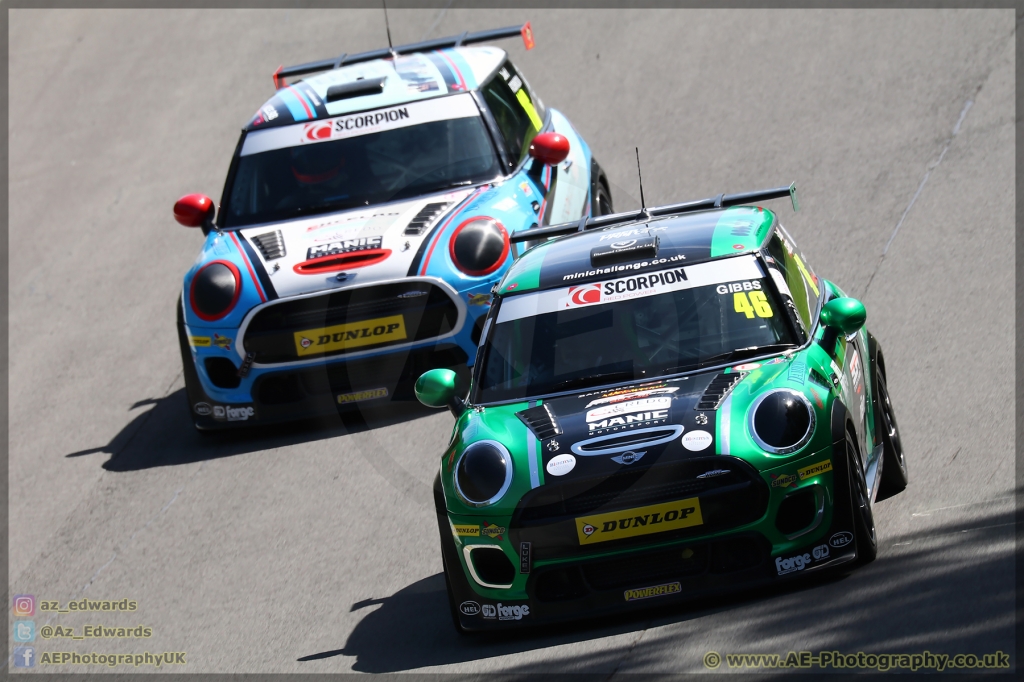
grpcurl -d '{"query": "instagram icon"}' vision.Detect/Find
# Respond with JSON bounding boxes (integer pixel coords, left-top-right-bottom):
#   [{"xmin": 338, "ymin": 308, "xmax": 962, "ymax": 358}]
[{"xmin": 13, "ymin": 595, "xmax": 35, "ymax": 617}]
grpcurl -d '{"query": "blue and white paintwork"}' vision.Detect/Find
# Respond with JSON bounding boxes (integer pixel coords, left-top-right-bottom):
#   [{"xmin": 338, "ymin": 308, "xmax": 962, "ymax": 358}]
[{"xmin": 180, "ymin": 46, "xmax": 603, "ymax": 426}]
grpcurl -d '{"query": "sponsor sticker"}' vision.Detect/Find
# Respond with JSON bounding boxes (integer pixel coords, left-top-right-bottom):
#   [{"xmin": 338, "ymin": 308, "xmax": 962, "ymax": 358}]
[
  {"xmin": 496, "ymin": 602, "xmax": 530, "ymax": 621},
  {"xmin": 481, "ymin": 604, "xmax": 496, "ymax": 619},
  {"xmin": 294, "ymin": 315, "xmax": 407, "ymax": 356},
  {"xmin": 576, "ymin": 498, "xmax": 703, "ymax": 545},
  {"xmin": 518, "ymin": 181, "xmax": 533, "ymax": 197},
  {"xmin": 240, "ymin": 93, "xmax": 481, "ymax": 156},
  {"xmin": 306, "ymin": 236, "xmax": 383, "ymax": 260},
  {"xmin": 770, "ymin": 473, "xmax": 799, "ymax": 488},
  {"xmin": 481, "ymin": 522, "xmax": 506, "ymax": 540},
  {"xmin": 775, "ymin": 552, "xmax": 812, "ymax": 575},
  {"xmin": 193, "ymin": 402, "xmax": 212, "ymax": 416},
  {"xmin": 624, "ymin": 581, "xmax": 682, "ymax": 602},
  {"xmin": 467, "ymin": 293, "xmax": 492, "ymax": 306},
  {"xmin": 213, "ymin": 334, "xmax": 232, "ymax": 350},
  {"xmin": 733, "ymin": 362, "xmax": 761, "ymax": 371},
  {"xmin": 454, "ymin": 525, "xmax": 480, "ymax": 537},
  {"xmin": 715, "ymin": 280, "xmax": 763, "ymax": 295},
  {"xmin": 588, "ymin": 410, "xmax": 669, "ymax": 434},
  {"xmin": 189, "ymin": 336, "xmax": 211, "ymax": 347},
  {"xmin": 212, "ymin": 405, "xmax": 256, "ymax": 422},
  {"xmin": 586, "ymin": 397, "xmax": 672, "ymax": 423},
  {"xmin": 498, "ymin": 255, "xmax": 764, "ymax": 323},
  {"xmin": 459, "ymin": 601, "xmax": 480, "ymax": 616},
  {"xmin": 829, "ymin": 531, "xmax": 853, "ymax": 548},
  {"xmin": 336, "ymin": 387, "xmax": 389, "ymax": 405},
  {"xmin": 584, "ymin": 385, "xmax": 679, "ymax": 409},
  {"xmin": 681, "ymin": 430, "xmax": 713, "ymax": 451},
  {"xmin": 798, "ymin": 459, "xmax": 832, "ymax": 480},
  {"xmin": 812, "ymin": 544, "xmax": 830, "ymax": 560},
  {"xmin": 545, "ymin": 454, "xmax": 576, "ymax": 476}
]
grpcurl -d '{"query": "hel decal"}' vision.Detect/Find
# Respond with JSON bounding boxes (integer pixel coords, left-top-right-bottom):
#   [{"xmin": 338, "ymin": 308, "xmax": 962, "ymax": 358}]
[
  {"xmin": 241, "ymin": 94, "xmax": 480, "ymax": 156},
  {"xmin": 498, "ymin": 255, "xmax": 763, "ymax": 323},
  {"xmin": 624, "ymin": 581, "xmax": 682, "ymax": 602},
  {"xmin": 575, "ymin": 497, "xmax": 703, "ymax": 545},
  {"xmin": 294, "ymin": 315, "xmax": 407, "ymax": 356}
]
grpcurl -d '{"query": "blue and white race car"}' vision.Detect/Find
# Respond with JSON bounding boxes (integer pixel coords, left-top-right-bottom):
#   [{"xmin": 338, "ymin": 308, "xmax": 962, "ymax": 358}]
[{"xmin": 173, "ymin": 24, "xmax": 612, "ymax": 429}]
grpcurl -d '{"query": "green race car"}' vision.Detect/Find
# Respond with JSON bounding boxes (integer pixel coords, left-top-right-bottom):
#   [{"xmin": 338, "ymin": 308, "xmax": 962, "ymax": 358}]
[{"xmin": 415, "ymin": 184, "xmax": 906, "ymax": 632}]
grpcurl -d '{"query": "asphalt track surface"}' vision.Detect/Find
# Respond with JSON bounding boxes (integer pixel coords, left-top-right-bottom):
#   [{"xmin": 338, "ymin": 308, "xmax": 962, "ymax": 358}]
[{"xmin": 8, "ymin": 7, "xmax": 1016, "ymax": 676}]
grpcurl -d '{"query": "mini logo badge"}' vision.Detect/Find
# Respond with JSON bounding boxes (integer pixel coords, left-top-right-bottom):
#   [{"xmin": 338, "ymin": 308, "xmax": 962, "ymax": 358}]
[
  {"xmin": 829, "ymin": 531, "xmax": 854, "ymax": 548},
  {"xmin": 611, "ymin": 450, "xmax": 646, "ymax": 465},
  {"xmin": 812, "ymin": 544, "xmax": 830, "ymax": 560},
  {"xmin": 459, "ymin": 601, "xmax": 481, "ymax": 616},
  {"xmin": 193, "ymin": 402, "xmax": 212, "ymax": 416}
]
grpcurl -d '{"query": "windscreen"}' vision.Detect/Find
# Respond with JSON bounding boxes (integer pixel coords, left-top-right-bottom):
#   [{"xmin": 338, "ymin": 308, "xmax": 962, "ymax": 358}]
[
  {"xmin": 475, "ymin": 255, "xmax": 799, "ymax": 403},
  {"xmin": 223, "ymin": 94, "xmax": 500, "ymax": 227}
]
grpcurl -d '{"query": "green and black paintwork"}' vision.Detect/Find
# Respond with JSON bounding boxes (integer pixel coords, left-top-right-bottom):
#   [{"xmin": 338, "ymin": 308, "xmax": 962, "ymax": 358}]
[{"xmin": 417, "ymin": 193, "xmax": 907, "ymax": 632}]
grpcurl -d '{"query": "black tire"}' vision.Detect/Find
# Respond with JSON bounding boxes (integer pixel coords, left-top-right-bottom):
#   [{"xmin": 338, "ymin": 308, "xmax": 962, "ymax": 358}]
[
  {"xmin": 874, "ymin": 369, "xmax": 908, "ymax": 501},
  {"xmin": 592, "ymin": 179, "xmax": 613, "ymax": 216},
  {"xmin": 847, "ymin": 430, "xmax": 877, "ymax": 565}
]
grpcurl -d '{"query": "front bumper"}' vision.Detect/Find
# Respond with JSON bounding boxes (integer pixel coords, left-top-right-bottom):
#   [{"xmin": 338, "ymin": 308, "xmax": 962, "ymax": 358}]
[{"xmin": 440, "ymin": 446, "xmax": 861, "ymax": 631}]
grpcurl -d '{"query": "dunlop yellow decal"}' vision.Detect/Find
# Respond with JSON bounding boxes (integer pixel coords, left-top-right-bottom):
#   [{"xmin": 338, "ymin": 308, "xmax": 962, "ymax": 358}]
[
  {"xmin": 454, "ymin": 525, "xmax": 480, "ymax": 537},
  {"xmin": 798, "ymin": 459, "xmax": 832, "ymax": 480},
  {"xmin": 576, "ymin": 497, "xmax": 703, "ymax": 545},
  {"xmin": 189, "ymin": 336, "xmax": 211, "ymax": 347},
  {"xmin": 294, "ymin": 315, "xmax": 406, "ymax": 356},
  {"xmin": 624, "ymin": 581, "xmax": 682, "ymax": 602}
]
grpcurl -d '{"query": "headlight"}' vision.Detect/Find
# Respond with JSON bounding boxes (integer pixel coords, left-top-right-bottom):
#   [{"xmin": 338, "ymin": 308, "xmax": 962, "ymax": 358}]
[
  {"xmin": 454, "ymin": 440, "xmax": 513, "ymax": 506},
  {"xmin": 189, "ymin": 260, "xmax": 241, "ymax": 321},
  {"xmin": 449, "ymin": 217, "xmax": 509, "ymax": 276},
  {"xmin": 748, "ymin": 389, "xmax": 815, "ymax": 454}
]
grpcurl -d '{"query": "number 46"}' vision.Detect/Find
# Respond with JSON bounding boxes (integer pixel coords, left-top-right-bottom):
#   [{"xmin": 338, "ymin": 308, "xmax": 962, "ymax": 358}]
[{"xmin": 734, "ymin": 291, "xmax": 773, "ymax": 318}]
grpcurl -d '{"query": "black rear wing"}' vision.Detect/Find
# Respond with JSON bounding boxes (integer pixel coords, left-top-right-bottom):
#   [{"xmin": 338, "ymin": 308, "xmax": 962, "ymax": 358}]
[
  {"xmin": 509, "ymin": 183, "xmax": 799, "ymax": 245},
  {"xmin": 273, "ymin": 23, "xmax": 533, "ymax": 89}
]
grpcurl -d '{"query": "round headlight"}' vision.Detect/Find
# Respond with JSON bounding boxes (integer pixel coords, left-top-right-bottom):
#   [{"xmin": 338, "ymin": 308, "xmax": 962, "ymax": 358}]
[
  {"xmin": 748, "ymin": 389, "xmax": 815, "ymax": 454},
  {"xmin": 189, "ymin": 260, "xmax": 241, "ymax": 321},
  {"xmin": 454, "ymin": 440, "xmax": 513, "ymax": 506},
  {"xmin": 449, "ymin": 217, "xmax": 509, "ymax": 277}
]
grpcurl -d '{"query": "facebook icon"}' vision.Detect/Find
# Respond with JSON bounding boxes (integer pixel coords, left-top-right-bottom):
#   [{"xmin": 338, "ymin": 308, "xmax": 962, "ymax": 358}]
[{"xmin": 13, "ymin": 646, "xmax": 35, "ymax": 668}]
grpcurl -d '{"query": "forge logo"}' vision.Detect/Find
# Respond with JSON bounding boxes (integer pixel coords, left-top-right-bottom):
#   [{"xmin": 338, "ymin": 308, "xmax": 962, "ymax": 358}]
[{"xmin": 561, "ymin": 283, "xmax": 603, "ymax": 308}]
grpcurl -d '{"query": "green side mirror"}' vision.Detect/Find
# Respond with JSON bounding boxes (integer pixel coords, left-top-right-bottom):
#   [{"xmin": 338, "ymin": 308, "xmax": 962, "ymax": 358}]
[
  {"xmin": 820, "ymin": 297, "xmax": 867, "ymax": 335},
  {"xmin": 415, "ymin": 369, "xmax": 459, "ymax": 409}
]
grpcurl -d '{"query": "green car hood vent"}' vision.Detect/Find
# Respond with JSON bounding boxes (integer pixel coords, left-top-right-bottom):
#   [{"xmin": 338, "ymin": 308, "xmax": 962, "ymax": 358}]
[
  {"xmin": 696, "ymin": 372, "xmax": 747, "ymax": 410},
  {"xmin": 516, "ymin": 404, "xmax": 561, "ymax": 440}
]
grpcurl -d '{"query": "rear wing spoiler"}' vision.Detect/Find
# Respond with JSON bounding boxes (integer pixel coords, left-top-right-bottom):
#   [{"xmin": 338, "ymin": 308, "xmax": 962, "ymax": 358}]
[
  {"xmin": 273, "ymin": 23, "xmax": 535, "ymax": 89},
  {"xmin": 509, "ymin": 183, "xmax": 799, "ymax": 245}
]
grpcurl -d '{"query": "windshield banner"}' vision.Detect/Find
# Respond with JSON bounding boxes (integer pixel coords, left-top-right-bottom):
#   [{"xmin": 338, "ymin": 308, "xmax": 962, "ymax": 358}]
[
  {"xmin": 240, "ymin": 93, "xmax": 480, "ymax": 156},
  {"xmin": 497, "ymin": 255, "xmax": 764, "ymax": 323}
]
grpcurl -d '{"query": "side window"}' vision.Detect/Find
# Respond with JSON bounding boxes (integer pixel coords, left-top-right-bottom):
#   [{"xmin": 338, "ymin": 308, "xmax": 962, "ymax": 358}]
[
  {"xmin": 481, "ymin": 61, "xmax": 544, "ymax": 168},
  {"xmin": 765, "ymin": 227, "xmax": 821, "ymax": 335}
]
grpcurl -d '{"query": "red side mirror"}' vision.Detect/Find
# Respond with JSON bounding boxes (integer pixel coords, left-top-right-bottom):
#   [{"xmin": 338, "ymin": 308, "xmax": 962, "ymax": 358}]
[
  {"xmin": 174, "ymin": 194, "xmax": 216, "ymax": 228},
  {"xmin": 528, "ymin": 132, "xmax": 570, "ymax": 166}
]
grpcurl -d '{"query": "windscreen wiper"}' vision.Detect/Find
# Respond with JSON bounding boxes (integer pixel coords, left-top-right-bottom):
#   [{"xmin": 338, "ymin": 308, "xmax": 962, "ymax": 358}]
[
  {"xmin": 697, "ymin": 343, "xmax": 798, "ymax": 369},
  {"xmin": 548, "ymin": 371, "xmax": 635, "ymax": 393}
]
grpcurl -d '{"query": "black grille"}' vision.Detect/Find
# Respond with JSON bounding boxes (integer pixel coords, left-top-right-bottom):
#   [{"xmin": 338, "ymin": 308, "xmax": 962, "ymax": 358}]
[
  {"xmin": 516, "ymin": 404, "xmax": 561, "ymax": 440},
  {"xmin": 253, "ymin": 344, "xmax": 467, "ymax": 405},
  {"xmin": 251, "ymin": 230, "xmax": 286, "ymax": 260},
  {"xmin": 404, "ymin": 202, "xmax": 450, "ymax": 236},
  {"xmin": 696, "ymin": 372, "xmax": 746, "ymax": 410},
  {"xmin": 514, "ymin": 457, "xmax": 767, "ymax": 526},
  {"xmin": 242, "ymin": 282, "xmax": 459, "ymax": 363},
  {"xmin": 529, "ymin": 534, "xmax": 768, "ymax": 602}
]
